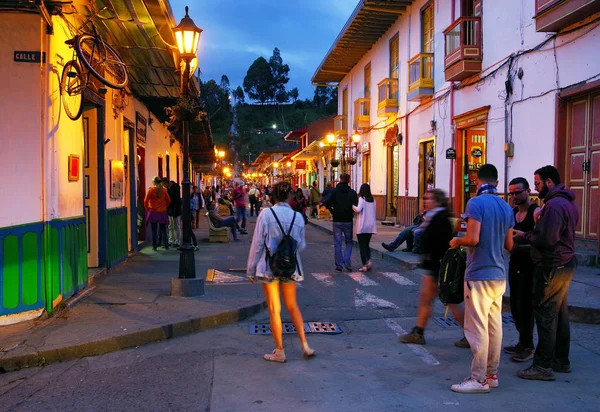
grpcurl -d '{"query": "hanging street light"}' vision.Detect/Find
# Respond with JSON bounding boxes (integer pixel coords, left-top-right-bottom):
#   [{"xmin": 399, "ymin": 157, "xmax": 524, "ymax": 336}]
[{"xmin": 173, "ymin": 6, "xmax": 202, "ymax": 286}]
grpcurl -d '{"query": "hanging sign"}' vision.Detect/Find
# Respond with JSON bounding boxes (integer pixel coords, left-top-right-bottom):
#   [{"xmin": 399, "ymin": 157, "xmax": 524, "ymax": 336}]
[
  {"xmin": 445, "ymin": 148, "xmax": 457, "ymax": 159},
  {"xmin": 14, "ymin": 51, "xmax": 44, "ymax": 63},
  {"xmin": 295, "ymin": 160, "xmax": 307, "ymax": 169},
  {"xmin": 471, "ymin": 148, "xmax": 483, "ymax": 158}
]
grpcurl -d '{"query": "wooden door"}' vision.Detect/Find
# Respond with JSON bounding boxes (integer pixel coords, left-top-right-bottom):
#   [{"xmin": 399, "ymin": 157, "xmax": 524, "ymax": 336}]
[
  {"xmin": 136, "ymin": 146, "xmax": 146, "ymax": 241},
  {"xmin": 567, "ymin": 94, "xmax": 600, "ymax": 240},
  {"xmin": 83, "ymin": 108, "xmax": 99, "ymax": 267},
  {"xmin": 419, "ymin": 140, "xmax": 436, "ymax": 211}
]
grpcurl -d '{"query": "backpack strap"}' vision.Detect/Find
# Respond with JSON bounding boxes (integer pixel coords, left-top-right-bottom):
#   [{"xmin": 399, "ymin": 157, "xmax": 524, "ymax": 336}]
[{"xmin": 269, "ymin": 207, "xmax": 296, "ymax": 236}]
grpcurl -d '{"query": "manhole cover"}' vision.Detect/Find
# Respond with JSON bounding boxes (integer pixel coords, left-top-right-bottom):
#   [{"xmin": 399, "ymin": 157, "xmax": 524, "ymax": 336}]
[
  {"xmin": 433, "ymin": 317, "xmax": 461, "ymax": 328},
  {"xmin": 502, "ymin": 314, "xmax": 515, "ymax": 325},
  {"xmin": 249, "ymin": 322, "xmax": 342, "ymax": 335}
]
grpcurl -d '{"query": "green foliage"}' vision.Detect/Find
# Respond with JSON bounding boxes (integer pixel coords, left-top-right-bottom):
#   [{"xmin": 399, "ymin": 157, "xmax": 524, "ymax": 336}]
[
  {"xmin": 243, "ymin": 57, "xmax": 274, "ymax": 104},
  {"xmin": 233, "ymin": 86, "xmax": 245, "ymax": 104},
  {"xmin": 288, "ymin": 87, "xmax": 299, "ymax": 102},
  {"xmin": 200, "ymin": 78, "xmax": 232, "ymax": 147}
]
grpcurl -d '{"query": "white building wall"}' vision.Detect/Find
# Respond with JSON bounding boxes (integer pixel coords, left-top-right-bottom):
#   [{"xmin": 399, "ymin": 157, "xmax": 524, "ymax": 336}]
[
  {"xmin": 0, "ymin": 14, "xmax": 43, "ymax": 227},
  {"xmin": 335, "ymin": 0, "xmax": 600, "ymax": 210}
]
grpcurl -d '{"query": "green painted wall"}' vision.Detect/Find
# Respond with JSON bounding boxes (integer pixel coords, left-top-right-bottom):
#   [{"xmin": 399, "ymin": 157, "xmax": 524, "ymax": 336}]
[{"xmin": 106, "ymin": 207, "xmax": 128, "ymax": 268}]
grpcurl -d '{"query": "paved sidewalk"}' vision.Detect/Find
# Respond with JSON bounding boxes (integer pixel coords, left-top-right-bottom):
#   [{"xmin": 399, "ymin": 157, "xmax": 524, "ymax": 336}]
[
  {"xmin": 0, "ymin": 216, "xmax": 264, "ymax": 373},
  {"xmin": 308, "ymin": 217, "xmax": 600, "ymax": 324}
]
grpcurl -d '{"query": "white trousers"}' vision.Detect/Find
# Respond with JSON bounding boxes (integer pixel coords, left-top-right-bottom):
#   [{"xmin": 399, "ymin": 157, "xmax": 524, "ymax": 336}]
[
  {"xmin": 463, "ymin": 279, "xmax": 506, "ymax": 382},
  {"xmin": 168, "ymin": 216, "xmax": 181, "ymax": 245}
]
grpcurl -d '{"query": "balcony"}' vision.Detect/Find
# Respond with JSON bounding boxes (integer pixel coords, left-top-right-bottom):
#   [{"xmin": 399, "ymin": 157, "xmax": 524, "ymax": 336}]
[
  {"xmin": 443, "ymin": 16, "xmax": 482, "ymax": 82},
  {"xmin": 407, "ymin": 53, "xmax": 434, "ymax": 102},
  {"xmin": 377, "ymin": 78, "xmax": 398, "ymax": 117},
  {"xmin": 334, "ymin": 115, "xmax": 348, "ymax": 138},
  {"xmin": 353, "ymin": 98, "xmax": 370, "ymax": 130},
  {"xmin": 535, "ymin": 0, "xmax": 600, "ymax": 32}
]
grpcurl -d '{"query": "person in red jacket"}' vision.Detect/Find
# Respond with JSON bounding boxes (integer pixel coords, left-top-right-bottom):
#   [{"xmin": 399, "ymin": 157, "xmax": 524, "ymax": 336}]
[{"xmin": 144, "ymin": 176, "xmax": 171, "ymax": 251}]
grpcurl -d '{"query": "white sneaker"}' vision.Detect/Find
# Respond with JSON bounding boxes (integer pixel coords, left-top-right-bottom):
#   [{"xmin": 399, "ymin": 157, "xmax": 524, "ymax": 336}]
[
  {"xmin": 486, "ymin": 374, "xmax": 499, "ymax": 388},
  {"xmin": 451, "ymin": 377, "xmax": 490, "ymax": 393}
]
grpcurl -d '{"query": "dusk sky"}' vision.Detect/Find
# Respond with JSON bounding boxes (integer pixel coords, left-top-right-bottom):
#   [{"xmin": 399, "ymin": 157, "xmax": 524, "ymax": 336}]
[{"xmin": 171, "ymin": 0, "xmax": 357, "ymax": 101}]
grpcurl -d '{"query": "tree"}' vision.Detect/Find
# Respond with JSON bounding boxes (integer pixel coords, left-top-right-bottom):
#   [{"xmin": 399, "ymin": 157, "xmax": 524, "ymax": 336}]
[
  {"xmin": 269, "ymin": 47, "xmax": 290, "ymax": 100},
  {"xmin": 313, "ymin": 86, "xmax": 329, "ymax": 108},
  {"xmin": 220, "ymin": 75, "xmax": 230, "ymax": 97},
  {"xmin": 275, "ymin": 89, "xmax": 289, "ymax": 104},
  {"xmin": 243, "ymin": 57, "xmax": 274, "ymax": 104},
  {"xmin": 233, "ymin": 86, "xmax": 245, "ymax": 104},
  {"xmin": 288, "ymin": 87, "xmax": 299, "ymax": 102}
]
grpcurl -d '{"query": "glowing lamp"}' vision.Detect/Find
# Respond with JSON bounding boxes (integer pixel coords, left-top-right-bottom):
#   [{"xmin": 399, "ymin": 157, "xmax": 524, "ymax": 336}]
[{"xmin": 173, "ymin": 6, "xmax": 202, "ymax": 59}]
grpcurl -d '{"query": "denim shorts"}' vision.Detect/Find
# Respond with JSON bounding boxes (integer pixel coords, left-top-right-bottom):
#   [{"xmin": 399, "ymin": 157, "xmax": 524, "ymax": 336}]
[{"xmin": 256, "ymin": 275, "xmax": 296, "ymax": 284}]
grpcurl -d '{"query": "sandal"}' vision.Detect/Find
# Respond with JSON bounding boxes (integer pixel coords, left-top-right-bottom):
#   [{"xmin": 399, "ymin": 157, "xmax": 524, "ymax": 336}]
[
  {"xmin": 302, "ymin": 346, "xmax": 316, "ymax": 359},
  {"xmin": 359, "ymin": 266, "xmax": 368, "ymax": 272},
  {"xmin": 264, "ymin": 349, "xmax": 286, "ymax": 363}
]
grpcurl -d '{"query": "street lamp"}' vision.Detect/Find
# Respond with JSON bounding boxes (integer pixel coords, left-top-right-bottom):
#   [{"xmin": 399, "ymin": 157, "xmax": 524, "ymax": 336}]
[{"xmin": 174, "ymin": 6, "xmax": 202, "ymax": 281}]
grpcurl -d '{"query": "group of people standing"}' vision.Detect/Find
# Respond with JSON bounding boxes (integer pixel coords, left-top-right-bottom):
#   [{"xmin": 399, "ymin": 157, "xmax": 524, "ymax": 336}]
[{"xmin": 245, "ymin": 164, "xmax": 579, "ymax": 397}]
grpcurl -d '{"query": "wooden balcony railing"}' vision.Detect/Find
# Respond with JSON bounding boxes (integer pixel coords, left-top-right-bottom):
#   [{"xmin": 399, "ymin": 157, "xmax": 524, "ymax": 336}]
[
  {"xmin": 353, "ymin": 98, "xmax": 370, "ymax": 129},
  {"xmin": 407, "ymin": 53, "xmax": 434, "ymax": 101},
  {"xmin": 534, "ymin": 0, "xmax": 600, "ymax": 32},
  {"xmin": 377, "ymin": 78, "xmax": 398, "ymax": 117},
  {"xmin": 334, "ymin": 115, "xmax": 348, "ymax": 138},
  {"xmin": 443, "ymin": 16, "xmax": 482, "ymax": 82}
]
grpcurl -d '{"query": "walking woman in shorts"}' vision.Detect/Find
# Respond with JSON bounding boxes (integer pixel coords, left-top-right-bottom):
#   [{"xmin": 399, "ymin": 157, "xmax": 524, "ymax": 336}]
[
  {"xmin": 353, "ymin": 183, "xmax": 377, "ymax": 272},
  {"xmin": 400, "ymin": 189, "xmax": 464, "ymax": 344},
  {"xmin": 247, "ymin": 181, "xmax": 315, "ymax": 362},
  {"xmin": 144, "ymin": 176, "xmax": 171, "ymax": 251}
]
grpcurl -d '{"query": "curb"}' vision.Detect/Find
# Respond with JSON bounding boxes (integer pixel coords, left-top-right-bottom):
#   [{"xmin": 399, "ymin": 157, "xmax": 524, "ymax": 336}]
[
  {"xmin": 307, "ymin": 221, "xmax": 420, "ymax": 271},
  {"xmin": 0, "ymin": 301, "xmax": 266, "ymax": 373},
  {"xmin": 308, "ymin": 221, "xmax": 600, "ymax": 325},
  {"xmin": 502, "ymin": 295, "xmax": 600, "ymax": 325}
]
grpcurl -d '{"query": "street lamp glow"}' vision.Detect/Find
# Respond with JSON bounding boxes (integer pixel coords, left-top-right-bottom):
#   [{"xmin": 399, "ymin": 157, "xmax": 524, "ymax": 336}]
[
  {"xmin": 173, "ymin": 6, "xmax": 202, "ymax": 58},
  {"xmin": 223, "ymin": 167, "xmax": 230, "ymax": 174},
  {"xmin": 272, "ymin": 124, "xmax": 277, "ymax": 129},
  {"xmin": 218, "ymin": 150, "xmax": 225, "ymax": 159},
  {"xmin": 319, "ymin": 142, "xmax": 324, "ymax": 148},
  {"xmin": 352, "ymin": 133, "xmax": 361, "ymax": 144},
  {"xmin": 326, "ymin": 133, "xmax": 335, "ymax": 144},
  {"xmin": 273, "ymin": 162, "xmax": 280, "ymax": 169},
  {"xmin": 286, "ymin": 161, "xmax": 292, "ymax": 168}
]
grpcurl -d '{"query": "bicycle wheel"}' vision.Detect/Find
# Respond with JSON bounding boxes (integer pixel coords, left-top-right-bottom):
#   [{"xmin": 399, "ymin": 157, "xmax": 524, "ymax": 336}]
[
  {"xmin": 61, "ymin": 60, "xmax": 84, "ymax": 121},
  {"xmin": 74, "ymin": 33, "xmax": 128, "ymax": 89}
]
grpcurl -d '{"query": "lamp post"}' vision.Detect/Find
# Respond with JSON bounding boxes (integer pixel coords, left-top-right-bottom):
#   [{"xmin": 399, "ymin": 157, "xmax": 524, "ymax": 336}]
[
  {"xmin": 324, "ymin": 132, "xmax": 360, "ymax": 175},
  {"xmin": 174, "ymin": 6, "xmax": 202, "ymax": 280}
]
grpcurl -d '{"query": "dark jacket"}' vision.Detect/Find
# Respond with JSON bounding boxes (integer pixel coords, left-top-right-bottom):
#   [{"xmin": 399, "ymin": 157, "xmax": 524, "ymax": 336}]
[
  {"xmin": 166, "ymin": 182, "xmax": 182, "ymax": 217},
  {"xmin": 421, "ymin": 209, "xmax": 454, "ymax": 276},
  {"xmin": 524, "ymin": 184, "xmax": 579, "ymax": 267},
  {"xmin": 325, "ymin": 182, "xmax": 358, "ymax": 222}
]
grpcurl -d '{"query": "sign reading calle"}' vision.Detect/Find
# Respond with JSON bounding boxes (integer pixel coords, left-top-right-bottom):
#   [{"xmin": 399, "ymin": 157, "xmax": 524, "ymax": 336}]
[
  {"xmin": 14, "ymin": 51, "xmax": 44, "ymax": 63},
  {"xmin": 445, "ymin": 148, "xmax": 457, "ymax": 159}
]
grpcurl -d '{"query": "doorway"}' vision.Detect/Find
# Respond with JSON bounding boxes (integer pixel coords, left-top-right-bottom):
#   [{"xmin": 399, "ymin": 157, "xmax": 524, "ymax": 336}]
[
  {"xmin": 136, "ymin": 145, "xmax": 146, "ymax": 242},
  {"xmin": 386, "ymin": 145, "xmax": 399, "ymax": 218},
  {"xmin": 83, "ymin": 107, "xmax": 99, "ymax": 267},
  {"xmin": 418, "ymin": 139, "xmax": 436, "ymax": 210},
  {"xmin": 565, "ymin": 93, "xmax": 600, "ymax": 240},
  {"xmin": 463, "ymin": 128, "xmax": 487, "ymax": 208}
]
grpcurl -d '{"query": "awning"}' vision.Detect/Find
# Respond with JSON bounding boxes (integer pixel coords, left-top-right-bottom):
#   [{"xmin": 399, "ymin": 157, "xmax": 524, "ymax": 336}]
[
  {"xmin": 312, "ymin": 0, "xmax": 413, "ymax": 86},
  {"xmin": 291, "ymin": 139, "xmax": 333, "ymax": 161}
]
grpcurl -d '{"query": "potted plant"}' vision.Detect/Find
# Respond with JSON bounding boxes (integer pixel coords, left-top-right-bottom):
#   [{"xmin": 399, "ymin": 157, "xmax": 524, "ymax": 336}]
[
  {"xmin": 347, "ymin": 157, "xmax": 357, "ymax": 165},
  {"xmin": 330, "ymin": 159, "xmax": 340, "ymax": 167},
  {"xmin": 172, "ymin": 96, "xmax": 202, "ymax": 121}
]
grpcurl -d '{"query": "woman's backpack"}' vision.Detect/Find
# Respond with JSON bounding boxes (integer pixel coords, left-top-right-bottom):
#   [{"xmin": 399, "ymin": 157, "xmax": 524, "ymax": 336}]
[{"xmin": 266, "ymin": 209, "xmax": 299, "ymax": 279}]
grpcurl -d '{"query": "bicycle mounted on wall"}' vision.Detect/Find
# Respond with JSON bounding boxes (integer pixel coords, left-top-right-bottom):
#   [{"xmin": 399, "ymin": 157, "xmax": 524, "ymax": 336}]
[{"xmin": 60, "ymin": 7, "xmax": 128, "ymax": 121}]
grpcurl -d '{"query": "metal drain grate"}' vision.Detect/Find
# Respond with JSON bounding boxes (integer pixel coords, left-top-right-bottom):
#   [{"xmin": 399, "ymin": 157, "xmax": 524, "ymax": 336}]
[
  {"xmin": 249, "ymin": 322, "xmax": 342, "ymax": 335},
  {"xmin": 433, "ymin": 317, "xmax": 461, "ymax": 328},
  {"xmin": 502, "ymin": 314, "xmax": 515, "ymax": 325},
  {"xmin": 307, "ymin": 322, "xmax": 343, "ymax": 334}
]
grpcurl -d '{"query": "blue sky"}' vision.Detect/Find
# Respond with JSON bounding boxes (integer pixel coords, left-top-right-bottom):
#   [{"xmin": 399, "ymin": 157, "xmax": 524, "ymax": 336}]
[{"xmin": 171, "ymin": 0, "xmax": 357, "ymax": 101}]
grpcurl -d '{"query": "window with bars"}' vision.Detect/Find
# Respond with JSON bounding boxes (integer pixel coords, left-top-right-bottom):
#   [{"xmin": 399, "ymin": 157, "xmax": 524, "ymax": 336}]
[
  {"xmin": 422, "ymin": 3, "xmax": 434, "ymax": 53},
  {"xmin": 390, "ymin": 35, "xmax": 399, "ymax": 79}
]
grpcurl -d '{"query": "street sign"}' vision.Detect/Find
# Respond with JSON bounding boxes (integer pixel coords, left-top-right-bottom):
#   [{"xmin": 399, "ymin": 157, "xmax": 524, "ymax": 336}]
[
  {"xmin": 445, "ymin": 148, "xmax": 457, "ymax": 159},
  {"xmin": 14, "ymin": 51, "xmax": 44, "ymax": 63}
]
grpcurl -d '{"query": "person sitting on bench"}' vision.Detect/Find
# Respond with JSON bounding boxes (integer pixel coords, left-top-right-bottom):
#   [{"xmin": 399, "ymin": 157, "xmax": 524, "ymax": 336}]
[
  {"xmin": 208, "ymin": 202, "xmax": 246, "ymax": 241},
  {"xmin": 381, "ymin": 210, "xmax": 426, "ymax": 252}
]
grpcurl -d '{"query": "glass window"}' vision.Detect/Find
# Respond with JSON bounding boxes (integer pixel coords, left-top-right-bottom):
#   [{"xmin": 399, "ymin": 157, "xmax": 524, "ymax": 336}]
[
  {"xmin": 422, "ymin": 3, "xmax": 434, "ymax": 53},
  {"xmin": 390, "ymin": 35, "xmax": 399, "ymax": 79}
]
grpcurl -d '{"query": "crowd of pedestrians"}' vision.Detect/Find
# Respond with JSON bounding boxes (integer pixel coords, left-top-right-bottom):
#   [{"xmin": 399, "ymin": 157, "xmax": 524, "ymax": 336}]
[{"xmin": 145, "ymin": 164, "xmax": 579, "ymax": 394}]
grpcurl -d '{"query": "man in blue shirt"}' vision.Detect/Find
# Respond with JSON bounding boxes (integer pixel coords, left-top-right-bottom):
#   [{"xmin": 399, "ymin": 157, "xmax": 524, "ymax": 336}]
[{"xmin": 449, "ymin": 164, "xmax": 514, "ymax": 394}]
